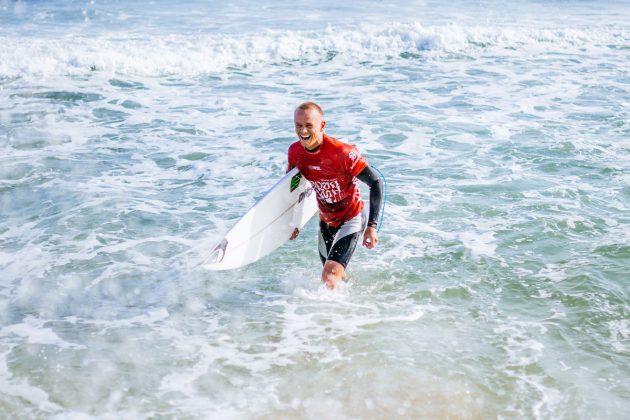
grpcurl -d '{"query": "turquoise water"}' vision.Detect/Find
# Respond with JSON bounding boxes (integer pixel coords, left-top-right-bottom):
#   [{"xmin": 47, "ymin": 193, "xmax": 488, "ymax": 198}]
[{"xmin": 1, "ymin": 0, "xmax": 629, "ymax": 418}]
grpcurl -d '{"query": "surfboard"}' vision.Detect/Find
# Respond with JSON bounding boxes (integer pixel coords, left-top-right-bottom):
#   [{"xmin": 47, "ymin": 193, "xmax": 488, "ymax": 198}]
[{"xmin": 202, "ymin": 168, "xmax": 318, "ymax": 270}]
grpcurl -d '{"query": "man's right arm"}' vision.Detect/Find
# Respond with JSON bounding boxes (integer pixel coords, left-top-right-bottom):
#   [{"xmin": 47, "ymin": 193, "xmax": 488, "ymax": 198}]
[{"xmin": 287, "ymin": 146, "xmax": 296, "ymax": 173}]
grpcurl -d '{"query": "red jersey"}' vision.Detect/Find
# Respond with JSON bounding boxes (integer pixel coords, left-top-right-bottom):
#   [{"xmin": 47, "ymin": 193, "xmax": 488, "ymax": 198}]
[{"xmin": 288, "ymin": 134, "xmax": 368, "ymax": 227}]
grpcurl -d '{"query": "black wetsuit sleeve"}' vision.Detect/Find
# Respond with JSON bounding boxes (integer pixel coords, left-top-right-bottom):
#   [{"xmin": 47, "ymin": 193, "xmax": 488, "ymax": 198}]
[{"xmin": 357, "ymin": 165, "xmax": 383, "ymax": 229}]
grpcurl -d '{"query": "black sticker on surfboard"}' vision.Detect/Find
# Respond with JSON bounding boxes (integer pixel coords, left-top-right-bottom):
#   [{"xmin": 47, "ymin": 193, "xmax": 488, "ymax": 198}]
[{"xmin": 290, "ymin": 172, "xmax": 302, "ymax": 192}]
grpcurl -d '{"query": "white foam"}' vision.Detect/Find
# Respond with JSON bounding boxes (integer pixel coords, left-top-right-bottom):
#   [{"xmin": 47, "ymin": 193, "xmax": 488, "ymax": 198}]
[
  {"xmin": 1, "ymin": 23, "xmax": 627, "ymax": 79},
  {"xmin": 0, "ymin": 316, "xmax": 86, "ymax": 349},
  {"xmin": 458, "ymin": 230, "xmax": 497, "ymax": 259},
  {"xmin": 535, "ymin": 264, "xmax": 567, "ymax": 283}
]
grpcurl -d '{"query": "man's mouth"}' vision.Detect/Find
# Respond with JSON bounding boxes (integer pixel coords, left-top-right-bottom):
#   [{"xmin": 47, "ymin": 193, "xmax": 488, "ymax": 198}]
[{"xmin": 300, "ymin": 135, "xmax": 311, "ymax": 141}]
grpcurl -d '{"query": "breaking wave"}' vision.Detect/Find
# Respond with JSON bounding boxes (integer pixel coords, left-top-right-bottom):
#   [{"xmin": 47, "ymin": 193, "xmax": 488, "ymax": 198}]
[{"xmin": 1, "ymin": 22, "xmax": 628, "ymax": 78}]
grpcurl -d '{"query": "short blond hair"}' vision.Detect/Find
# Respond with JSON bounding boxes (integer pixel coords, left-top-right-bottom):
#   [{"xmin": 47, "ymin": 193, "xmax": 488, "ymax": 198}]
[{"xmin": 296, "ymin": 101, "xmax": 324, "ymax": 116}]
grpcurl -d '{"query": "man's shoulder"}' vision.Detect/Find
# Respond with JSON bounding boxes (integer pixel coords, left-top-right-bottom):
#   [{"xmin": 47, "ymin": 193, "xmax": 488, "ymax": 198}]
[
  {"xmin": 324, "ymin": 134, "xmax": 356, "ymax": 156},
  {"xmin": 324, "ymin": 134, "xmax": 367, "ymax": 175},
  {"xmin": 323, "ymin": 134, "xmax": 341, "ymax": 147},
  {"xmin": 323, "ymin": 134, "xmax": 345, "ymax": 152}
]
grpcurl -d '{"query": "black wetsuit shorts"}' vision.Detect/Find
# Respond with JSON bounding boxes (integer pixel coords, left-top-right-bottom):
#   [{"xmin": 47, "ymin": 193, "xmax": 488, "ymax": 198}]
[{"xmin": 318, "ymin": 209, "xmax": 367, "ymax": 268}]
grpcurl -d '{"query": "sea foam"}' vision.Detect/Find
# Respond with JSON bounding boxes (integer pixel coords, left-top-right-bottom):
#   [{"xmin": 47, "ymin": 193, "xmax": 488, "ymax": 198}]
[{"xmin": 1, "ymin": 22, "xmax": 627, "ymax": 78}]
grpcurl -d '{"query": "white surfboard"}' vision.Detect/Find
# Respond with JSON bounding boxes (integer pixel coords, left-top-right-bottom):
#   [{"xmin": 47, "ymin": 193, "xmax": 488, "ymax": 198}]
[{"xmin": 202, "ymin": 168, "xmax": 318, "ymax": 270}]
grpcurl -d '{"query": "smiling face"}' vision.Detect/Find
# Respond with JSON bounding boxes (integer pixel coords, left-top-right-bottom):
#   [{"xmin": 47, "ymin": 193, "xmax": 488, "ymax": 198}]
[{"xmin": 294, "ymin": 107, "xmax": 326, "ymax": 151}]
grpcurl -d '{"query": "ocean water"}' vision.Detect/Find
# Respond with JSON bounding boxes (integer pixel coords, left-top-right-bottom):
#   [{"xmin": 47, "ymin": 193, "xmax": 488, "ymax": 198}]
[{"xmin": 1, "ymin": 0, "xmax": 629, "ymax": 418}]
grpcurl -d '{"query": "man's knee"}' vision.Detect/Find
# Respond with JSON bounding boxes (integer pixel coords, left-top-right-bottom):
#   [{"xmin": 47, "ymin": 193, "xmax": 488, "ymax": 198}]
[{"xmin": 322, "ymin": 260, "xmax": 345, "ymax": 284}]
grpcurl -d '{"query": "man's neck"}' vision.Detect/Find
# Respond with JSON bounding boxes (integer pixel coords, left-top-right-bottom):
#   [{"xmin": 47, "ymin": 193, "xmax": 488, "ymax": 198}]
[
  {"xmin": 305, "ymin": 135, "xmax": 324, "ymax": 153},
  {"xmin": 305, "ymin": 144, "xmax": 321, "ymax": 153}
]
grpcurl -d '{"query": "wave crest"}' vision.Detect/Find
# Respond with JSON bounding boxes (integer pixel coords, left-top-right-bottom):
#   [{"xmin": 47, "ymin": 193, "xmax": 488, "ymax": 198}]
[{"xmin": 1, "ymin": 23, "xmax": 627, "ymax": 78}]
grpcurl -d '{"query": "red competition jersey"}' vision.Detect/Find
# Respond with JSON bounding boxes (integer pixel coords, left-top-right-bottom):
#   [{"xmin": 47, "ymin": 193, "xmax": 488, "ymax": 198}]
[{"xmin": 288, "ymin": 134, "xmax": 368, "ymax": 227}]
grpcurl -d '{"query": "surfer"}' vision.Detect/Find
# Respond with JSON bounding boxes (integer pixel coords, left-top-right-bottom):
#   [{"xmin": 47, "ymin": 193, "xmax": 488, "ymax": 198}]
[{"xmin": 288, "ymin": 102, "xmax": 383, "ymax": 289}]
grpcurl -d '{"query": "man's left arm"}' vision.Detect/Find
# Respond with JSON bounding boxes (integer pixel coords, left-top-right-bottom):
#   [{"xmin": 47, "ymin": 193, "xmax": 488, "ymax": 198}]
[{"xmin": 357, "ymin": 165, "xmax": 383, "ymax": 249}]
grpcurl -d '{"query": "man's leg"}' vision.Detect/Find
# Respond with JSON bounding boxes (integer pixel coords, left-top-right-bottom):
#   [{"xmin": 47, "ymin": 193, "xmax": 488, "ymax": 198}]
[
  {"xmin": 318, "ymin": 220, "xmax": 336, "ymax": 266},
  {"xmin": 320, "ymin": 211, "xmax": 366, "ymax": 289}
]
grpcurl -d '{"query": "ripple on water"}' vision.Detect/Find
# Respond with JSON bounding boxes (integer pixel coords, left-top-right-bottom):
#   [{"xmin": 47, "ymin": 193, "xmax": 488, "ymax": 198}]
[
  {"xmin": 92, "ymin": 107, "xmax": 130, "ymax": 124},
  {"xmin": 593, "ymin": 244, "xmax": 630, "ymax": 260},
  {"xmin": 0, "ymin": 162, "xmax": 34, "ymax": 183},
  {"xmin": 120, "ymin": 99, "xmax": 143, "ymax": 109},
  {"xmin": 7, "ymin": 127, "xmax": 72, "ymax": 150},
  {"xmin": 108, "ymin": 78, "xmax": 148, "ymax": 90}
]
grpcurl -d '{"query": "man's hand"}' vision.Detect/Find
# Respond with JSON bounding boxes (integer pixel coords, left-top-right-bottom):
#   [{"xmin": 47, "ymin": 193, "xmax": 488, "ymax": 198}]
[
  {"xmin": 290, "ymin": 228, "xmax": 300, "ymax": 240},
  {"xmin": 362, "ymin": 226, "xmax": 378, "ymax": 249}
]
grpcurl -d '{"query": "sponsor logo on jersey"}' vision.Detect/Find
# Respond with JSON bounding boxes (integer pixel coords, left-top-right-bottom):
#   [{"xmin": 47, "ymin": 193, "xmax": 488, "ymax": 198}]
[
  {"xmin": 349, "ymin": 149, "xmax": 359, "ymax": 168},
  {"xmin": 309, "ymin": 165, "xmax": 321, "ymax": 171},
  {"xmin": 312, "ymin": 179, "xmax": 343, "ymax": 203}
]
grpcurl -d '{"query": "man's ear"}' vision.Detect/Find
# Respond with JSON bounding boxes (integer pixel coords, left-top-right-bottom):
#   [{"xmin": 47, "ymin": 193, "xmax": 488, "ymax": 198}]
[{"xmin": 321, "ymin": 120, "xmax": 326, "ymax": 131}]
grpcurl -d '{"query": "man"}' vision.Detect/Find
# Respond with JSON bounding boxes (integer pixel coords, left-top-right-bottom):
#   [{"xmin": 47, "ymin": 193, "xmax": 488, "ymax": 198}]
[{"xmin": 287, "ymin": 102, "xmax": 383, "ymax": 289}]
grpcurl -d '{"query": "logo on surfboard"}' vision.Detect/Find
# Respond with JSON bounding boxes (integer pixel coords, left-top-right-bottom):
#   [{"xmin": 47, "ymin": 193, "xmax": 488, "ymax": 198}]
[
  {"xmin": 290, "ymin": 172, "xmax": 302, "ymax": 192},
  {"xmin": 298, "ymin": 186, "xmax": 314, "ymax": 204},
  {"xmin": 206, "ymin": 238, "xmax": 228, "ymax": 265}
]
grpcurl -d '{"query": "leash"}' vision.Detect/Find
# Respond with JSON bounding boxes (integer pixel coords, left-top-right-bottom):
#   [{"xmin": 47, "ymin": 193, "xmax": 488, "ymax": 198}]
[{"xmin": 372, "ymin": 166, "xmax": 387, "ymax": 233}]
